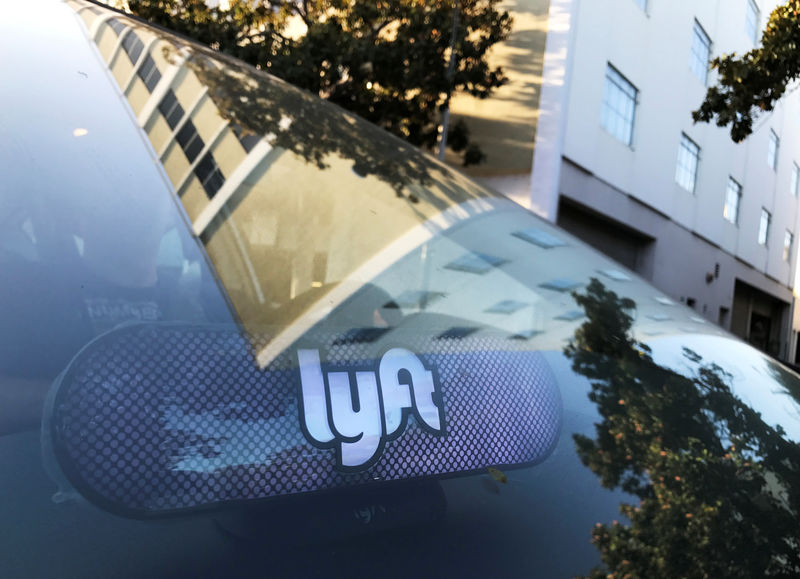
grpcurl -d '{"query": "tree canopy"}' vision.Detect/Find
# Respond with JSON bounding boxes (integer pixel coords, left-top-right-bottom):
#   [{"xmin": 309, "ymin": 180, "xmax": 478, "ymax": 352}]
[
  {"xmin": 127, "ymin": 0, "xmax": 512, "ymax": 165},
  {"xmin": 693, "ymin": 0, "xmax": 800, "ymax": 142},
  {"xmin": 566, "ymin": 279, "xmax": 800, "ymax": 578}
]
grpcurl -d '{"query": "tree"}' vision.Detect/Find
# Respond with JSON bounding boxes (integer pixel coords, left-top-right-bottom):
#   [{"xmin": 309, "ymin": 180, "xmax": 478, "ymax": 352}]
[
  {"xmin": 127, "ymin": 0, "xmax": 512, "ymax": 166},
  {"xmin": 566, "ymin": 279, "xmax": 800, "ymax": 578},
  {"xmin": 693, "ymin": 0, "xmax": 800, "ymax": 142}
]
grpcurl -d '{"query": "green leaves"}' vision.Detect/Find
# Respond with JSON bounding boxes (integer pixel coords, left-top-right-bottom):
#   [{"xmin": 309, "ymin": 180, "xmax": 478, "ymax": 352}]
[
  {"xmin": 694, "ymin": 0, "xmax": 800, "ymax": 142},
  {"xmin": 567, "ymin": 279, "xmax": 800, "ymax": 578}
]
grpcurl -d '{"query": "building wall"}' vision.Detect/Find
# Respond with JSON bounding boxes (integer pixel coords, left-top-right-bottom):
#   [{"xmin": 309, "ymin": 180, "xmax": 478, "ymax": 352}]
[
  {"xmin": 560, "ymin": 0, "xmax": 800, "ymax": 290},
  {"xmin": 558, "ymin": 160, "xmax": 794, "ymax": 359},
  {"xmin": 518, "ymin": 0, "xmax": 800, "ymax": 361}
]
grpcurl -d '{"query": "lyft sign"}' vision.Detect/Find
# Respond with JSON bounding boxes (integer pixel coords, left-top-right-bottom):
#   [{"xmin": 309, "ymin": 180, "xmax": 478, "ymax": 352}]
[{"xmin": 297, "ymin": 348, "xmax": 446, "ymax": 470}]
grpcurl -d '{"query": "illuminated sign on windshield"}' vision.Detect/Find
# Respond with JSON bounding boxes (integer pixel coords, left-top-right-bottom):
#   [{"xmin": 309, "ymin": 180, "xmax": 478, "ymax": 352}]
[{"xmin": 297, "ymin": 348, "xmax": 446, "ymax": 470}]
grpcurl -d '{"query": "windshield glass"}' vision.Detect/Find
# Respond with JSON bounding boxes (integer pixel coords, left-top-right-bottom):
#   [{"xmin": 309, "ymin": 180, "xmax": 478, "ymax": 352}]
[
  {"xmin": 3, "ymin": 1, "xmax": 800, "ymax": 578},
  {"xmin": 89, "ymin": 8, "xmax": 495, "ymax": 347}
]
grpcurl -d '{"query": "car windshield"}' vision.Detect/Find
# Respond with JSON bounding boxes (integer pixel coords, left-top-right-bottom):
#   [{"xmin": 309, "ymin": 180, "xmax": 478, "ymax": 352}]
[{"xmin": 3, "ymin": 1, "xmax": 800, "ymax": 577}]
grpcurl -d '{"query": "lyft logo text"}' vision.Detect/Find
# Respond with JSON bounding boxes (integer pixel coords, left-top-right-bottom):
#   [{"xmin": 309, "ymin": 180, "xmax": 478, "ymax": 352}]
[{"xmin": 297, "ymin": 348, "xmax": 445, "ymax": 470}]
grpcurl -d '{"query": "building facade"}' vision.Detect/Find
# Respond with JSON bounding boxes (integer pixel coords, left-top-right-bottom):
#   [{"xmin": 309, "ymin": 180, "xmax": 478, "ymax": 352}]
[{"xmin": 454, "ymin": 0, "xmax": 800, "ymax": 363}]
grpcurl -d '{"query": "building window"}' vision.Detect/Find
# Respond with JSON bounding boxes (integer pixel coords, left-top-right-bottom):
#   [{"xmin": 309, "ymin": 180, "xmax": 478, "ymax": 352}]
[
  {"xmin": 601, "ymin": 64, "xmax": 638, "ymax": 146},
  {"xmin": 746, "ymin": 0, "xmax": 760, "ymax": 44},
  {"xmin": 768, "ymin": 129, "xmax": 779, "ymax": 170},
  {"xmin": 175, "ymin": 120, "xmax": 205, "ymax": 163},
  {"xmin": 723, "ymin": 177, "xmax": 741, "ymax": 224},
  {"xmin": 194, "ymin": 153, "xmax": 226, "ymax": 199},
  {"xmin": 137, "ymin": 54, "xmax": 161, "ymax": 92},
  {"xmin": 158, "ymin": 89, "xmax": 185, "ymax": 130},
  {"xmin": 758, "ymin": 208, "xmax": 771, "ymax": 246},
  {"xmin": 121, "ymin": 31, "xmax": 144, "ymax": 65},
  {"xmin": 675, "ymin": 133, "xmax": 700, "ymax": 192},
  {"xmin": 784, "ymin": 230, "xmax": 794, "ymax": 261},
  {"xmin": 792, "ymin": 162, "xmax": 799, "ymax": 196},
  {"xmin": 231, "ymin": 123, "xmax": 261, "ymax": 153},
  {"xmin": 690, "ymin": 20, "xmax": 711, "ymax": 84},
  {"xmin": 107, "ymin": 18, "xmax": 126, "ymax": 36}
]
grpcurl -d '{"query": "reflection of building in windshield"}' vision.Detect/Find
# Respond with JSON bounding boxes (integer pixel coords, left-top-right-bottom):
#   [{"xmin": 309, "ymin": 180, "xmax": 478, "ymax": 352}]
[
  {"xmin": 67, "ymin": 1, "xmax": 492, "ymax": 345},
  {"xmin": 65, "ymin": 1, "xmax": 739, "ymax": 369}
]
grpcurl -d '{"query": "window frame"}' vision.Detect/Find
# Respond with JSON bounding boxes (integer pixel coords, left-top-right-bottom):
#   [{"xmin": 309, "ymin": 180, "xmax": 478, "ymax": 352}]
[
  {"xmin": 194, "ymin": 153, "xmax": 226, "ymax": 199},
  {"xmin": 601, "ymin": 64, "xmax": 638, "ymax": 146},
  {"xmin": 158, "ymin": 89, "xmax": 185, "ymax": 130},
  {"xmin": 137, "ymin": 54, "xmax": 161, "ymax": 93},
  {"xmin": 675, "ymin": 133, "xmax": 700, "ymax": 192},
  {"xmin": 768, "ymin": 129, "xmax": 780, "ymax": 171},
  {"xmin": 791, "ymin": 162, "xmax": 799, "ymax": 196},
  {"xmin": 690, "ymin": 19, "xmax": 712, "ymax": 85},
  {"xmin": 121, "ymin": 30, "xmax": 144, "ymax": 65},
  {"xmin": 107, "ymin": 18, "xmax": 126, "ymax": 36},
  {"xmin": 232, "ymin": 124, "xmax": 261, "ymax": 153},
  {"xmin": 746, "ymin": 0, "xmax": 760, "ymax": 45},
  {"xmin": 723, "ymin": 177, "xmax": 742, "ymax": 225},
  {"xmin": 784, "ymin": 230, "xmax": 794, "ymax": 262},
  {"xmin": 758, "ymin": 208, "xmax": 771, "ymax": 246},
  {"xmin": 175, "ymin": 119, "xmax": 204, "ymax": 163}
]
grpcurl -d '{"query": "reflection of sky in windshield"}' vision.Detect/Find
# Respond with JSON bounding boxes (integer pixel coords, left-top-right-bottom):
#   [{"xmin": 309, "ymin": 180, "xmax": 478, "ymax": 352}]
[{"xmin": 648, "ymin": 334, "xmax": 800, "ymax": 442}]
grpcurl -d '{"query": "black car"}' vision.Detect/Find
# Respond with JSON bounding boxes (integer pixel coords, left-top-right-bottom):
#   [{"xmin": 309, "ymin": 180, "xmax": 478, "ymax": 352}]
[{"xmin": 2, "ymin": 1, "xmax": 800, "ymax": 577}]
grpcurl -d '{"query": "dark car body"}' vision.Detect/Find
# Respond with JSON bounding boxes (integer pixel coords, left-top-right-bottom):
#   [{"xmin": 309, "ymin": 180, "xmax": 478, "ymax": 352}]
[{"xmin": 2, "ymin": 1, "xmax": 800, "ymax": 577}]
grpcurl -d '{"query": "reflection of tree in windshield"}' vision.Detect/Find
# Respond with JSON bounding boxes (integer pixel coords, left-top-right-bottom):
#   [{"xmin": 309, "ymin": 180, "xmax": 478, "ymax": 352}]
[
  {"xmin": 168, "ymin": 43, "xmax": 484, "ymax": 206},
  {"xmin": 566, "ymin": 278, "xmax": 800, "ymax": 578}
]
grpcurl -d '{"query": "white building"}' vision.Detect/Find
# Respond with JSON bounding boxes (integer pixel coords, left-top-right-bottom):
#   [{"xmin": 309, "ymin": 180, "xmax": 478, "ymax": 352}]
[{"xmin": 460, "ymin": 0, "xmax": 800, "ymax": 362}]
